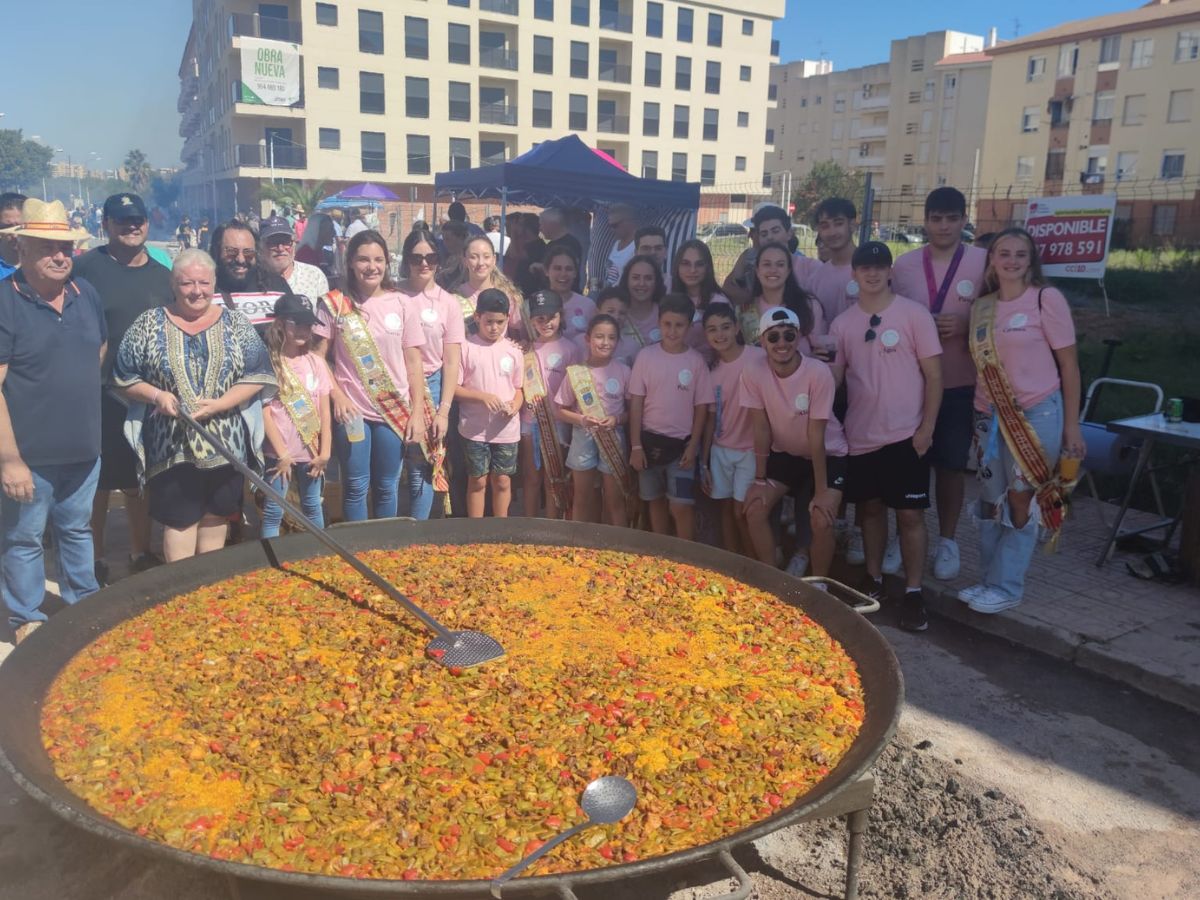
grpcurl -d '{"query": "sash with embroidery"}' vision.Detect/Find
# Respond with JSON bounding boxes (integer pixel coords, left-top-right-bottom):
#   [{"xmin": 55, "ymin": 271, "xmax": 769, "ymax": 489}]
[
  {"xmin": 277, "ymin": 356, "xmax": 322, "ymax": 456},
  {"xmin": 524, "ymin": 351, "xmax": 571, "ymax": 515},
  {"xmin": 970, "ymin": 292, "xmax": 1078, "ymax": 545},
  {"xmin": 455, "ymin": 292, "xmax": 475, "ymax": 324},
  {"xmin": 566, "ymin": 364, "xmax": 634, "ymax": 500}
]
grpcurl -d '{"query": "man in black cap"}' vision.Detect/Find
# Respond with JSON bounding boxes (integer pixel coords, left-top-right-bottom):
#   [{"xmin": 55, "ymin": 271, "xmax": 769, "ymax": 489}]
[
  {"xmin": 259, "ymin": 215, "xmax": 328, "ymax": 298},
  {"xmin": 74, "ymin": 193, "xmax": 174, "ymax": 584}
]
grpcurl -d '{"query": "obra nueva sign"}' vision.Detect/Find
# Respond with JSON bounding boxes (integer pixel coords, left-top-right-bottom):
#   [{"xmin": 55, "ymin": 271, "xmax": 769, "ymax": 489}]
[{"xmin": 239, "ymin": 37, "xmax": 301, "ymax": 107}]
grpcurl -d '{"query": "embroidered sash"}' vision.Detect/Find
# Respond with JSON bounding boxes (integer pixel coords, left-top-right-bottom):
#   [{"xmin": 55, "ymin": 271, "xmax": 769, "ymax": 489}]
[
  {"xmin": 970, "ymin": 292, "xmax": 1077, "ymax": 544},
  {"xmin": 455, "ymin": 291, "xmax": 475, "ymax": 324},
  {"xmin": 277, "ymin": 356, "xmax": 322, "ymax": 456},
  {"xmin": 524, "ymin": 351, "xmax": 571, "ymax": 515},
  {"xmin": 567, "ymin": 365, "xmax": 634, "ymax": 499}
]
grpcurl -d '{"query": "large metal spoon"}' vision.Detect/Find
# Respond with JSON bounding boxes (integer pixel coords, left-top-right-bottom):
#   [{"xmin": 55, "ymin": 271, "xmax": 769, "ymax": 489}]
[
  {"xmin": 177, "ymin": 409, "xmax": 504, "ymax": 668},
  {"xmin": 490, "ymin": 776, "xmax": 638, "ymax": 898}
]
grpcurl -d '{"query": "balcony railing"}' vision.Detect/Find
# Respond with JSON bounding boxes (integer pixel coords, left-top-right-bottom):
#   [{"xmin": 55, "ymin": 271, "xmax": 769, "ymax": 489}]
[
  {"xmin": 598, "ymin": 64, "xmax": 632, "ymax": 84},
  {"xmin": 597, "ymin": 114, "xmax": 630, "ymax": 134},
  {"xmin": 229, "ymin": 12, "xmax": 302, "ymax": 44},
  {"xmin": 479, "ymin": 0, "xmax": 520, "ymax": 14},
  {"xmin": 479, "ymin": 103, "xmax": 518, "ymax": 126},
  {"xmin": 235, "ymin": 143, "xmax": 307, "ymax": 169},
  {"xmin": 479, "ymin": 46, "xmax": 519, "ymax": 70},
  {"xmin": 599, "ymin": 12, "xmax": 633, "ymax": 32}
]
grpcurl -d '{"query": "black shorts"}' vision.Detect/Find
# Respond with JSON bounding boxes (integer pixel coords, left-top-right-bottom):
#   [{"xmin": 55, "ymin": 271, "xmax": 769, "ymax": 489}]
[
  {"xmin": 765, "ymin": 450, "xmax": 848, "ymax": 497},
  {"xmin": 99, "ymin": 392, "xmax": 140, "ymax": 491},
  {"xmin": 148, "ymin": 464, "xmax": 244, "ymax": 529},
  {"xmin": 927, "ymin": 385, "xmax": 974, "ymax": 472},
  {"xmin": 847, "ymin": 439, "xmax": 931, "ymax": 509}
]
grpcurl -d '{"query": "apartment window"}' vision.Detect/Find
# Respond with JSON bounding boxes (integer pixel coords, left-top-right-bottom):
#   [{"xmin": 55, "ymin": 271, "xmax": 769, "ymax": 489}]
[
  {"xmin": 1099, "ymin": 35, "xmax": 1121, "ymax": 66},
  {"xmin": 1116, "ymin": 151, "xmax": 1138, "ymax": 180},
  {"xmin": 571, "ymin": 0, "xmax": 589, "ymax": 27},
  {"xmin": 643, "ymin": 101, "xmax": 660, "ymax": 136},
  {"xmin": 1049, "ymin": 98, "xmax": 1070, "ymax": 126},
  {"xmin": 1021, "ymin": 105, "xmax": 1039, "ymax": 132},
  {"xmin": 1086, "ymin": 151, "xmax": 1107, "ymax": 177},
  {"xmin": 1045, "ymin": 149, "xmax": 1066, "ymax": 180},
  {"xmin": 569, "ymin": 94, "xmax": 587, "ymax": 130},
  {"xmin": 737, "ymin": 111, "xmax": 749, "ymax": 127},
  {"xmin": 533, "ymin": 36, "xmax": 553, "ymax": 74},
  {"xmin": 532, "ymin": 90, "xmax": 552, "ymax": 127},
  {"xmin": 834, "ymin": 92, "xmax": 846, "ymax": 113},
  {"xmin": 407, "ymin": 134, "xmax": 430, "ymax": 175},
  {"xmin": 1016, "ymin": 156, "xmax": 1034, "ymax": 178},
  {"xmin": 360, "ymin": 71, "xmax": 385, "ymax": 114},
  {"xmin": 448, "ymin": 24, "xmax": 470, "ymax": 64},
  {"xmin": 944, "ymin": 73, "xmax": 957, "ymax": 98},
  {"xmin": 671, "ymin": 152, "xmax": 687, "ymax": 181},
  {"xmin": 677, "ymin": 7, "xmax": 693, "ymax": 42},
  {"xmin": 735, "ymin": 155, "xmax": 746, "ymax": 171},
  {"xmin": 448, "ymin": 0, "xmax": 467, "ymax": 5},
  {"xmin": 646, "ymin": 2, "xmax": 663, "ymax": 37},
  {"xmin": 673, "ymin": 105, "xmax": 689, "ymax": 139},
  {"xmin": 815, "ymin": 94, "xmax": 822, "ymax": 105},
  {"xmin": 742, "ymin": 17, "xmax": 753, "ymax": 35},
  {"xmin": 448, "ymin": 81, "xmax": 470, "ymax": 121},
  {"xmin": 1027, "ymin": 56, "xmax": 1046, "ymax": 81},
  {"xmin": 645, "ymin": 52, "xmax": 662, "ymax": 87},
  {"xmin": 1161, "ymin": 150, "xmax": 1185, "ymax": 178},
  {"xmin": 642, "ymin": 150, "xmax": 658, "ymax": 179},
  {"xmin": 405, "ymin": 17, "xmax": 428, "ymax": 59},
  {"xmin": 535, "ymin": 0, "xmax": 553, "ymax": 21},
  {"xmin": 1176, "ymin": 30, "xmax": 1200, "ymax": 61},
  {"xmin": 923, "ymin": 78, "xmax": 935, "ymax": 101},
  {"xmin": 481, "ymin": 140, "xmax": 508, "ymax": 166},
  {"xmin": 361, "ymin": 131, "xmax": 386, "ymax": 173},
  {"xmin": 920, "ymin": 109, "xmax": 933, "ymax": 133},
  {"xmin": 1058, "ymin": 43, "xmax": 1079, "ymax": 76},
  {"xmin": 707, "ymin": 12, "xmax": 723, "ymax": 47},
  {"xmin": 700, "ymin": 154, "xmax": 716, "ymax": 186},
  {"xmin": 705, "ymin": 61, "xmax": 721, "ymax": 94},
  {"xmin": 1131, "ymin": 38, "xmax": 1154, "ymax": 68},
  {"xmin": 317, "ymin": 66, "xmax": 339, "ymax": 89},
  {"xmin": 315, "ymin": 3, "xmax": 337, "ymax": 26},
  {"xmin": 318, "ymin": 127, "xmax": 340, "ymax": 150},
  {"xmin": 702, "ymin": 108, "xmax": 718, "ymax": 140},
  {"xmin": 676, "ymin": 56, "xmax": 691, "ymax": 90},
  {"xmin": 359, "ymin": 10, "xmax": 383, "ymax": 54},
  {"xmin": 1152, "ymin": 205, "xmax": 1178, "ymax": 235},
  {"xmin": 570, "ymin": 41, "xmax": 589, "ymax": 78},
  {"xmin": 449, "ymin": 138, "xmax": 471, "ymax": 171},
  {"xmin": 1167, "ymin": 89, "xmax": 1193, "ymax": 123},
  {"xmin": 740, "ymin": 65, "xmax": 751, "ymax": 82},
  {"xmin": 405, "ymin": 76, "xmax": 428, "ymax": 118},
  {"xmin": 1123, "ymin": 93, "xmax": 1146, "ymax": 125},
  {"xmin": 1092, "ymin": 91, "xmax": 1115, "ymax": 122}
]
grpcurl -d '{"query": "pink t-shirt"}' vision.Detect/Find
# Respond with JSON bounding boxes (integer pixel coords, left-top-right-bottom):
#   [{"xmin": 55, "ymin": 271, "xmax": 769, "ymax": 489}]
[
  {"xmin": 314, "ymin": 292, "xmax": 426, "ymax": 423},
  {"xmin": 559, "ymin": 293, "xmax": 598, "ymax": 340},
  {"xmin": 741, "ymin": 354, "xmax": 848, "ymax": 458},
  {"xmin": 266, "ymin": 352, "xmax": 333, "ymax": 463},
  {"xmin": 457, "ymin": 281, "xmax": 524, "ymax": 335},
  {"xmin": 521, "ymin": 335, "xmax": 581, "ymax": 425},
  {"xmin": 829, "ymin": 295, "xmax": 943, "ymax": 455},
  {"xmin": 457, "ymin": 334, "xmax": 525, "ymax": 443},
  {"xmin": 890, "ymin": 244, "xmax": 987, "ymax": 391},
  {"xmin": 573, "ymin": 329, "xmax": 641, "ymax": 369},
  {"xmin": 628, "ymin": 344, "xmax": 715, "ymax": 439},
  {"xmin": 708, "ymin": 345, "xmax": 765, "ymax": 451},
  {"xmin": 685, "ymin": 292, "xmax": 731, "ymax": 350},
  {"xmin": 554, "ymin": 360, "xmax": 631, "ymax": 419},
  {"xmin": 797, "ymin": 260, "xmax": 857, "ymax": 323},
  {"xmin": 974, "ymin": 286, "xmax": 1076, "ymax": 412},
  {"xmin": 626, "ymin": 303, "xmax": 661, "ymax": 347},
  {"xmin": 400, "ymin": 285, "xmax": 467, "ymax": 376}
]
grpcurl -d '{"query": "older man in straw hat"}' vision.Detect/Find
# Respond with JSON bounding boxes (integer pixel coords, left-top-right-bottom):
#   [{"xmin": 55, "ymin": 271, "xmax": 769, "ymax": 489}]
[{"xmin": 0, "ymin": 199, "xmax": 107, "ymax": 644}]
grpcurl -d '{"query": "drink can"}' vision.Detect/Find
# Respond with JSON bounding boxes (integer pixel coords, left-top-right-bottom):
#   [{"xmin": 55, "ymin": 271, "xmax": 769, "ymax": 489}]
[{"xmin": 1165, "ymin": 398, "xmax": 1183, "ymax": 423}]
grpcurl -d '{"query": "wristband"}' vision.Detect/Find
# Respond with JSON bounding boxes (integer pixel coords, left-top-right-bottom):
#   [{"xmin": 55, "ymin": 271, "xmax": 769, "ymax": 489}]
[
  {"xmin": 151, "ymin": 389, "xmax": 160, "ymax": 407},
  {"xmin": 631, "ymin": 444, "xmax": 642, "ymax": 450}
]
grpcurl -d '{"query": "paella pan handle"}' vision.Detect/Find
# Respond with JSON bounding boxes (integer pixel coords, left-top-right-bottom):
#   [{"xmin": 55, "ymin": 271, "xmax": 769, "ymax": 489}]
[
  {"xmin": 801, "ymin": 577, "xmax": 881, "ymax": 615},
  {"xmin": 176, "ymin": 409, "xmax": 505, "ymax": 668}
]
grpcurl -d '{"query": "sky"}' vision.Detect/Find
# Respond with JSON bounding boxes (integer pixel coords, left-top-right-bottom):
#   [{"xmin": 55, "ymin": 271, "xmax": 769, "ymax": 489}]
[{"xmin": 1, "ymin": 0, "xmax": 1139, "ymax": 173}]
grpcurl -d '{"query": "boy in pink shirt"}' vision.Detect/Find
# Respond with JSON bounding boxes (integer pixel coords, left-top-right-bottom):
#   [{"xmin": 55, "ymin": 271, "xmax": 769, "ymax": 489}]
[
  {"xmin": 629, "ymin": 294, "xmax": 714, "ymax": 541},
  {"xmin": 456, "ymin": 289, "xmax": 525, "ymax": 517},
  {"xmin": 829, "ymin": 242, "xmax": 943, "ymax": 631}
]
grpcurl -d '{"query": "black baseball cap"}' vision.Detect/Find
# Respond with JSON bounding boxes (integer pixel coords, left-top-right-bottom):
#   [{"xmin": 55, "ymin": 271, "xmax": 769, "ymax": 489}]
[
  {"xmin": 273, "ymin": 293, "xmax": 318, "ymax": 326},
  {"xmin": 102, "ymin": 193, "xmax": 147, "ymax": 220},
  {"xmin": 527, "ymin": 290, "xmax": 563, "ymax": 318},
  {"xmin": 475, "ymin": 287, "xmax": 510, "ymax": 316},
  {"xmin": 851, "ymin": 241, "xmax": 893, "ymax": 269},
  {"xmin": 259, "ymin": 215, "xmax": 294, "ymax": 242}
]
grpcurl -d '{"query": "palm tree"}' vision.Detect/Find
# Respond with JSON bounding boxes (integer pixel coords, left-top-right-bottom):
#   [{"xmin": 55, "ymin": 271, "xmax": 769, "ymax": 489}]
[
  {"xmin": 123, "ymin": 149, "xmax": 152, "ymax": 193},
  {"xmin": 259, "ymin": 179, "xmax": 328, "ymax": 214}
]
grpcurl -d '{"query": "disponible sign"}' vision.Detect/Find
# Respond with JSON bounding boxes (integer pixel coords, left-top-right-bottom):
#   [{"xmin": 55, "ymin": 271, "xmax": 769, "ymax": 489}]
[
  {"xmin": 1023, "ymin": 195, "xmax": 1117, "ymax": 279},
  {"xmin": 239, "ymin": 37, "xmax": 300, "ymax": 107}
]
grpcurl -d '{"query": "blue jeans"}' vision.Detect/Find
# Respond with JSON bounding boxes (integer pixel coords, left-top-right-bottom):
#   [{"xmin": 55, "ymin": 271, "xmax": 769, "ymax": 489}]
[
  {"xmin": 334, "ymin": 418, "xmax": 404, "ymax": 521},
  {"xmin": 975, "ymin": 391, "xmax": 1063, "ymax": 601},
  {"xmin": 2, "ymin": 458, "xmax": 101, "ymax": 629},
  {"xmin": 405, "ymin": 369, "xmax": 441, "ymax": 521},
  {"xmin": 260, "ymin": 461, "xmax": 325, "ymax": 538}
]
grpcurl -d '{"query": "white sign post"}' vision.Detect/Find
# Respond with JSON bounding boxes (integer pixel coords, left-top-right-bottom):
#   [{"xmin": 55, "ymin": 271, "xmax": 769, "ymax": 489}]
[
  {"xmin": 1023, "ymin": 194, "xmax": 1117, "ymax": 313},
  {"xmin": 239, "ymin": 37, "xmax": 301, "ymax": 107}
]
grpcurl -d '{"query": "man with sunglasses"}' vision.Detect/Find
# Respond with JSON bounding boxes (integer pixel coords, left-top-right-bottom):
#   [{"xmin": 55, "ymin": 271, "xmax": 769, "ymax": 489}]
[
  {"xmin": 73, "ymin": 193, "xmax": 174, "ymax": 585},
  {"xmin": 259, "ymin": 215, "xmax": 328, "ymax": 299},
  {"xmin": 828, "ymin": 242, "xmax": 943, "ymax": 631},
  {"xmin": 0, "ymin": 193, "xmax": 26, "ymax": 282},
  {"xmin": 210, "ymin": 219, "xmax": 293, "ymax": 329}
]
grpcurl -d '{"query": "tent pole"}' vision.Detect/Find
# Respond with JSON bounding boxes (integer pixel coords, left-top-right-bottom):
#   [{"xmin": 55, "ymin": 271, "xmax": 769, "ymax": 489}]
[{"xmin": 499, "ymin": 187, "xmax": 508, "ymax": 265}]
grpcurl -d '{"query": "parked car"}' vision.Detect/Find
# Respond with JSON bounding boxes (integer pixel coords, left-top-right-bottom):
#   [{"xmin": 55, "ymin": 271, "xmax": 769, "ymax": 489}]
[{"xmin": 703, "ymin": 222, "xmax": 749, "ymax": 244}]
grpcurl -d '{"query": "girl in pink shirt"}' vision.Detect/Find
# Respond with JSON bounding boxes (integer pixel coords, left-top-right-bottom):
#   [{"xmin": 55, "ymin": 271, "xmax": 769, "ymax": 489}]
[
  {"xmin": 543, "ymin": 246, "xmax": 597, "ymax": 340},
  {"xmin": 452, "ymin": 235, "xmax": 525, "ymax": 339},
  {"xmin": 746, "ymin": 243, "xmax": 825, "ymax": 354},
  {"xmin": 574, "ymin": 287, "xmax": 641, "ymax": 368},
  {"xmin": 698, "ymin": 304, "xmax": 765, "ymax": 556},
  {"xmin": 617, "ymin": 255, "xmax": 667, "ymax": 353},
  {"xmin": 672, "ymin": 239, "xmax": 732, "ymax": 351}
]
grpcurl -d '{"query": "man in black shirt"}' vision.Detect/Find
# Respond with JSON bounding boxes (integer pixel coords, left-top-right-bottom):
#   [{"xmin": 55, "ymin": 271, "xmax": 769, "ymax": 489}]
[{"xmin": 210, "ymin": 219, "xmax": 292, "ymax": 327}]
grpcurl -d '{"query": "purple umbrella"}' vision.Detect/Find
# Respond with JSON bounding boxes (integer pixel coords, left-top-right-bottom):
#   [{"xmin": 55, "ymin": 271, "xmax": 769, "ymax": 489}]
[{"xmin": 336, "ymin": 182, "xmax": 400, "ymax": 201}]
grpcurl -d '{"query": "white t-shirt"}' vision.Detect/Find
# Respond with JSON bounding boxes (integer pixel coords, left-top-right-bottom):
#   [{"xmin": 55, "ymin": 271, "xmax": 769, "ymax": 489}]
[
  {"xmin": 344, "ymin": 219, "xmax": 369, "ymax": 239},
  {"xmin": 605, "ymin": 240, "xmax": 637, "ymax": 286},
  {"xmin": 487, "ymin": 231, "xmax": 510, "ymax": 256}
]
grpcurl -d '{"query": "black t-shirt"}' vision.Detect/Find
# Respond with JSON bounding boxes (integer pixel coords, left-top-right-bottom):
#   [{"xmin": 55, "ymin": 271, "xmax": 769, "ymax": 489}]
[{"xmin": 73, "ymin": 247, "xmax": 173, "ymax": 382}]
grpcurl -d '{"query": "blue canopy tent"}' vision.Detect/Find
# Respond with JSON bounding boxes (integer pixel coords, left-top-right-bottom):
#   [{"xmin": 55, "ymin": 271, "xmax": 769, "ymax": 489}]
[{"xmin": 433, "ymin": 135, "xmax": 700, "ymax": 285}]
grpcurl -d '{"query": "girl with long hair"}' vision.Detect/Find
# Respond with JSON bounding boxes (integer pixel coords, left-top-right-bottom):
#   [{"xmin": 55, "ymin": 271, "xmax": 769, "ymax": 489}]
[
  {"xmin": 452, "ymin": 234, "xmax": 524, "ymax": 338},
  {"xmin": 543, "ymin": 246, "xmax": 597, "ymax": 340},
  {"xmin": 617, "ymin": 254, "xmax": 667, "ymax": 349},
  {"xmin": 745, "ymin": 242, "xmax": 824, "ymax": 352},
  {"xmin": 671, "ymin": 239, "xmax": 728, "ymax": 349}
]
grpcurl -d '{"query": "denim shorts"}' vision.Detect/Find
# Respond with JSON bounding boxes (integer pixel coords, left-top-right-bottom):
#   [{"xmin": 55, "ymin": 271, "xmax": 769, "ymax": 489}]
[
  {"xmin": 708, "ymin": 445, "xmax": 756, "ymax": 501},
  {"xmin": 566, "ymin": 425, "xmax": 626, "ymax": 477},
  {"xmin": 462, "ymin": 438, "xmax": 519, "ymax": 477},
  {"xmin": 638, "ymin": 458, "xmax": 697, "ymax": 504}
]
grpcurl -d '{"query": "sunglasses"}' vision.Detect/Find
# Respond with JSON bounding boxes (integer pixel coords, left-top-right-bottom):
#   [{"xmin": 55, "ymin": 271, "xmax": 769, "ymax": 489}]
[
  {"xmin": 864, "ymin": 314, "xmax": 882, "ymax": 343},
  {"xmin": 222, "ymin": 249, "xmax": 257, "ymax": 261},
  {"xmin": 266, "ymin": 237, "xmax": 295, "ymax": 248},
  {"xmin": 406, "ymin": 252, "xmax": 440, "ymax": 267},
  {"xmin": 113, "ymin": 216, "xmax": 147, "ymax": 227},
  {"xmin": 765, "ymin": 329, "xmax": 798, "ymax": 344}
]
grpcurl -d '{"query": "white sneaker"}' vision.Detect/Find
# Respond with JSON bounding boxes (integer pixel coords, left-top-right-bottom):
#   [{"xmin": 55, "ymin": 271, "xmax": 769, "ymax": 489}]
[
  {"xmin": 957, "ymin": 583, "xmax": 987, "ymax": 604},
  {"xmin": 933, "ymin": 539, "xmax": 961, "ymax": 581},
  {"xmin": 845, "ymin": 528, "xmax": 865, "ymax": 565},
  {"xmin": 785, "ymin": 551, "xmax": 810, "ymax": 577},
  {"xmin": 967, "ymin": 586, "xmax": 1022, "ymax": 614},
  {"xmin": 881, "ymin": 537, "xmax": 903, "ymax": 575}
]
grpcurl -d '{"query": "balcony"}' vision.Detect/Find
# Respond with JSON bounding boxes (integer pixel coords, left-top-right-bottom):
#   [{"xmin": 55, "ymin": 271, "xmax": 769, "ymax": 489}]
[
  {"xmin": 597, "ymin": 114, "xmax": 630, "ymax": 134},
  {"xmin": 479, "ymin": 0, "xmax": 519, "ymax": 14},
  {"xmin": 479, "ymin": 103, "xmax": 518, "ymax": 126},
  {"xmin": 859, "ymin": 125, "xmax": 888, "ymax": 138},
  {"xmin": 598, "ymin": 63, "xmax": 632, "ymax": 84},
  {"xmin": 228, "ymin": 12, "xmax": 302, "ymax": 44},
  {"xmin": 771, "ymin": 39, "xmax": 780, "ymax": 59},
  {"xmin": 854, "ymin": 155, "xmax": 885, "ymax": 168},
  {"xmin": 599, "ymin": 11, "xmax": 633, "ymax": 33},
  {"xmin": 479, "ymin": 46, "xmax": 519, "ymax": 71},
  {"xmin": 235, "ymin": 143, "xmax": 307, "ymax": 169},
  {"xmin": 859, "ymin": 94, "xmax": 890, "ymax": 110}
]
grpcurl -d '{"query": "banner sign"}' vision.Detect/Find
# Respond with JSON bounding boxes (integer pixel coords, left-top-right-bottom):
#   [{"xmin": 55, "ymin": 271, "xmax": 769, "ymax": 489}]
[
  {"xmin": 239, "ymin": 37, "xmax": 301, "ymax": 107},
  {"xmin": 1023, "ymin": 194, "xmax": 1117, "ymax": 279}
]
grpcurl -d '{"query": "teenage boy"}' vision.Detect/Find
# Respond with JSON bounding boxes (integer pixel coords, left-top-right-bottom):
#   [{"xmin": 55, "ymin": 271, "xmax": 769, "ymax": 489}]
[
  {"xmin": 890, "ymin": 187, "xmax": 988, "ymax": 580},
  {"xmin": 800, "ymin": 198, "xmax": 859, "ymax": 324},
  {"xmin": 629, "ymin": 293, "xmax": 714, "ymax": 541},
  {"xmin": 829, "ymin": 242, "xmax": 942, "ymax": 632},
  {"xmin": 456, "ymin": 288, "xmax": 525, "ymax": 518}
]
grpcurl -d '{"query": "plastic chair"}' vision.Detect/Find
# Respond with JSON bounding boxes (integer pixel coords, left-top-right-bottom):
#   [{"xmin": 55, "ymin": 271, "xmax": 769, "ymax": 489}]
[{"xmin": 1079, "ymin": 378, "xmax": 1165, "ymax": 528}]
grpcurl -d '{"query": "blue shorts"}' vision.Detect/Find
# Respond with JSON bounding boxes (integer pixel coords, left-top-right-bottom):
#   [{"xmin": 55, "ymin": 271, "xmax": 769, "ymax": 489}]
[
  {"xmin": 566, "ymin": 426, "xmax": 626, "ymax": 477},
  {"xmin": 462, "ymin": 439, "xmax": 519, "ymax": 477},
  {"xmin": 929, "ymin": 385, "xmax": 975, "ymax": 472},
  {"xmin": 638, "ymin": 458, "xmax": 697, "ymax": 505}
]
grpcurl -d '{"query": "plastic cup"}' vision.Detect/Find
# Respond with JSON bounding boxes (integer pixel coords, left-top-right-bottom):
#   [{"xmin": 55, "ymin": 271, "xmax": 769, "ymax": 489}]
[
  {"xmin": 1059, "ymin": 454, "xmax": 1081, "ymax": 481},
  {"xmin": 813, "ymin": 335, "xmax": 837, "ymax": 363},
  {"xmin": 345, "ymin": 413, "xmax": 366, "ymax": 443}
]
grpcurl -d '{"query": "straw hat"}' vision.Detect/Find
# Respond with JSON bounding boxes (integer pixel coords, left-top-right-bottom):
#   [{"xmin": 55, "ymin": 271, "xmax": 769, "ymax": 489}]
[{"xmin": 0, "ymin": 199, "xmax": 92, "ymax": 242}]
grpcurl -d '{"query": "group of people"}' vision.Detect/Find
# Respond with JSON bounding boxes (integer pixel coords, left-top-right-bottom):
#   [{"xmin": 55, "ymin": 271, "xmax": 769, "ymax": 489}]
[{"xmin": 0, "ymin": 183, "xmax": 1083, "ymax": 645}]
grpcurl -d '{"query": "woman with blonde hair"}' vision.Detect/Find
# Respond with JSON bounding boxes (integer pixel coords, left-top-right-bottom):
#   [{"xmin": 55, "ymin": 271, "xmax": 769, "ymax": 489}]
[{"xmin": 451, "ymin": 233, "xmax": 525, "ymax": 338}]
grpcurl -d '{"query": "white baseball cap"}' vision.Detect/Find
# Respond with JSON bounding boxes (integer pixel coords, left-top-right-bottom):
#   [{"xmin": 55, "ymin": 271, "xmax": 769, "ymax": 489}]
[{"xmin": 758, "ymin": 306, "xmax": 800, "ymax": 335}]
